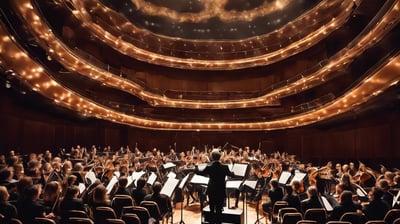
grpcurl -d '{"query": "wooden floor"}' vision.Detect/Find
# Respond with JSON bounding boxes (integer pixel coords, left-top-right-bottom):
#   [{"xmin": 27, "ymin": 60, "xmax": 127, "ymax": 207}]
[{"xmin": 172, "ymin": 196, "xmax": 270, "ymax": 224}]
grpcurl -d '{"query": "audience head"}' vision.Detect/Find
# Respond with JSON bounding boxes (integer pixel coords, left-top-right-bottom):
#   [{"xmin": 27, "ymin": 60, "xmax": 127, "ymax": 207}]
[
  {"xmin": 17, "ymin": 176, "xmax": 33, "ymax": 194},
  {"xmin": 284, "ymin": 184, "xmax": 293, "ymax": 194},
  {"xmin": 118, "ymin": 176, "xmax": 128, "ymax": 188},
  {"xmin": 136, "ymin": 177, "xmax": 146, "ymax": 190},
  {"xmin": 369, "ymin": 187, "xmax": 384, "ymax": 201},
  {"xmin": 24, "ymin": 184, "xmax": 41, "ymax": 201},
  {"xmin": 270, "ymin": 179, "xmax": 279, "ymax": 189}
]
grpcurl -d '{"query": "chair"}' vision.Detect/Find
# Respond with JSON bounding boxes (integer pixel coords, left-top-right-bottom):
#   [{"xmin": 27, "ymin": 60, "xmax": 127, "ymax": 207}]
[
  {"xmin": 34, "ymin": 217, "xmax": 57, "ymax": 224},
  {"xmin": 281, "ymin": 212, "xmax": 303, "ymax": 224},
  {"xmin": 394, "ymin": 217, "xmax": 400, "ymax": 224},
  {"xmin": 297, "ymin": 220, "xmax": 317, "ymax": 224},
  {"xmin": 326, "ymin": 222, "xmax": 352, "ymax": 224},
  {"xmin": 277, "ymin": 207, "xmax": 298, "ymax": 223},
  {"xmin": 364, "ymin": 220, "xmax": 385, "ymax": 224},
  {"xmin": 9, "ymin": 218, "xmax": 23, "ymax": 224},
  {"xmin": 68, "ymin": 217, "xmax": 94, "ymax": 224},
  {"xmin": 268, "ymin": 200, "xmax": 288, "ymax": 223},
  {"xmin": 67, "ymin": 209, "xmax": 89, "ymax": 218},
  {"xmin": 384, "ymin": 209, "xmax": 400, "ymax": 224},
  {"xmin": 339, "ymin": 212, "xmax": 366, "ymax": 224},
  {"xmin": 111, "ymin": 194, "xmax": 135, "ymax": 217},
  {"xmin": 94, "ymin": 206, "xmax": 117, "ymax": 223},
  {"xmin": 140, "ymin": 200, "xmax": 166, "ymax": 223},
  {"xmin": 122, "ymin": 213, "xmax": 141, "ymax": 224},
  {"xmin": 104, "ymin": 218, "xmax": 126, "ymax": 224},
  {"xmin": 122, "ymin": 205, "xmax": 150, "ymax": 224},
  {"xmin": 304, "ymin": 208, "xmax": 327, "ymax": 224}
]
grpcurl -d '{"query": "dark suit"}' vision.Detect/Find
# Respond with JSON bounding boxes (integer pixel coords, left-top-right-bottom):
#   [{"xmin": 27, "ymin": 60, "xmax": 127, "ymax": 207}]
[
  {"xmin": 301, "ymin": 196, "xmax": 323, "ymax": 214},
  {"xmin": 196, "ymin": 161, "xmax": 234, "ymax": 224},
  {"xmin": 329, "ymin": 201, "xmax": 362, "ymax": 221}
]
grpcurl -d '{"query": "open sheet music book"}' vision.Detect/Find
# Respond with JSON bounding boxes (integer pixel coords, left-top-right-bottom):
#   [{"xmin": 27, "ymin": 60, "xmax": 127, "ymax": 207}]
[
  {"xmin": 163, "ymin": 162, "xmax": 176, "ymax": 170},
  {"xmin": 290, "ymin": 172, "xmax": 307, "ymax": 185},
  {"xmin": 106, "ymin": 176, "xmax": 118, "ymax": 194},
  {"xmin": 226, "ymin": 180, "xmax": 243, "ymax": 189},
  {"xmin": 229, "ymin": 163, "xmax": 248, "ymax": 177},
  {"xmin": 147, "ymin": 172, "xmax": 157, "ymax": 186},
  {"xmin": 85, "ymin": 171, "xmax": 97, "ymax": 186},
  {"xmin": 243, "ymin": 180, "xmax": 258, "ymax": 190},
  {"xmin": 127, "ymin": 170, "xmax": 146, "ymax": 187},
  {"xmin": 190, "ymin": 174, "xmax": 209, "ymax": 185},
  {"xmin": 320, "ymin": 195, "xmax": 334, "ymax": 212},
  {"xmin": 78, "ymin": 183, "xmax": 86, "ymax": 194},
  {"xmin": 160, "ymin": 178, "xmax": 180, "ymax": 198},
  {"xmin": 179, "ymin": 174, "xmax": 190, "ymax": 189},
  {"xmin": 278, "ymin": 171, "xmax": 292, "ymax": 185}
]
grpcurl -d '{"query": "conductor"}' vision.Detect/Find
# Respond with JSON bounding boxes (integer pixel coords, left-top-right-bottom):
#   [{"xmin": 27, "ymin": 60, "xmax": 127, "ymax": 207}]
[{"xmin": 196, "ymin": 149, "xmax": 235, "ymax": 224}]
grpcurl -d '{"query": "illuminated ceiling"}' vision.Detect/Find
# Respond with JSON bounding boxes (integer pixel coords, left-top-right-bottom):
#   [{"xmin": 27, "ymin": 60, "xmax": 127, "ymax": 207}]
[{"xmin": 0, "ymin": 0, "xmax": 399, "ymax": 130}]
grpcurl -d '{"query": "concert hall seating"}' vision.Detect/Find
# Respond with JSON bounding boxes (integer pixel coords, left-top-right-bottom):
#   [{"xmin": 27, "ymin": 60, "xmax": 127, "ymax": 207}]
[
  {"xmin": 281, "ymin": 212, "xmax": 303, "ymax": 224},
  {"xmin": 277, "ymin": 207, "xmax": 298, "ymax": 223},
  {"xmin": 140, "ymin": 200, "xmax": 165, "ymax": 223},
  {"xmin": 121, "ymin": 213, "xmax": 141, "ymax": 224},
  {"xmin": 339, "ymin": 212, "xmax": 366, "ymax": 224},
  {"xmin": 384, "ymin": 209, "xmax": 400, "ymax": 224},
  {"xmin": 68, "ymin": 217, "xmax": 94, "ymax": 224},
  {"xmin": 122, "ymin": 205, "xmax": 151, "ymax": 224},
  {"xmin": 66, "ymin": 209, "xmax": 89, "ymax": 219},
  {"xmin": 34, "ymin": 217, "xmax": 57, "ymax": 224},
  {"xmin": 303, "ymin": 208, "xmax": 328, "ymax": 224},
  {"xmin": 111, "ymin": 194, "xmax": 135, "ymax": 217},
  {"xmin": 93, "ymin": 206, "xmax": 117, "ymax": 223}
]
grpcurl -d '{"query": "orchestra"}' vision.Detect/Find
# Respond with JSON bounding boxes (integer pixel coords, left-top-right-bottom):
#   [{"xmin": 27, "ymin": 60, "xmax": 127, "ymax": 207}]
[{"xmin": 0, "ymin": 144, "xmax": 400, "ymax": 223}]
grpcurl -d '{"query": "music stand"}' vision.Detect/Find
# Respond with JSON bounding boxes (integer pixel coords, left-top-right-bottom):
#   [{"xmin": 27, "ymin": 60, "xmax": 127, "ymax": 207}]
[
  {"xmin": 176, "ymin": 174, "xmax": 190, "ymax": 224},
  {"xmin": 242, "ymin": 180, "xmax": 263, "ymax": 224},
  {"xmin": 278, "ymin": 171, "xmax": 292, "ymax": 185}
]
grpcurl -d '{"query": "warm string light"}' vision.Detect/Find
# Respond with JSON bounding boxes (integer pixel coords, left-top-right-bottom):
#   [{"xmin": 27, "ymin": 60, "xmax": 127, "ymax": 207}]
[
  {"xmin": 10, "ymin": 0, "xmax": 399, "ymax": 110},
  {"xmin": 69, "ymin": 0, "xmax": 354, "ymax": 70},
  {"xmin": 1, "ymin": 21, "xmax": 399, "ymax": 130}
]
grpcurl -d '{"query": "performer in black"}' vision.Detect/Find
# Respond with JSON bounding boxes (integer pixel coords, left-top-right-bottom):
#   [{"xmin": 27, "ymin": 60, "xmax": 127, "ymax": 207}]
[{"xmin": 195, "ymin": 149, "xmax": 235, "ymax": 224}]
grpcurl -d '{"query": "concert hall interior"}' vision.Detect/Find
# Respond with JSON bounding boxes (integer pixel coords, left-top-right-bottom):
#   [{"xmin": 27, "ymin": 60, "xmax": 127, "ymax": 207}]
[{"xmin": 0, "ymin": 0, "xmax": 400, "ymax": 223}]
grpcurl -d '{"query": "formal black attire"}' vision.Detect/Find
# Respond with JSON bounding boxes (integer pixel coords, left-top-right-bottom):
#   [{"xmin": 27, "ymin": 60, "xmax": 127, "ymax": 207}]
[
  {"xmin": 0, "ymin": 201, "xmax": 18, "ymax": 222},
  {"xmin": 283, "ymin": 193, "xmax": 301, "ymax": 212},
  {"xmin": 329, "ymin": 200, "xmax": 362, "ymax": 221},
  {"xmin": 131, "ymin": 188, "xmax": 147, "ymax": 205},
  {"xmin": 301, "ymin": 195, "xmax": 323, "ymax": 214},
  {"xmin": 59, "ymin": 197, "xmax": 85, "ymax": 223},
  {"xmin": 144, "ymin": 192, "xmax": 172, "ymax": 217},
  {"xmin": 362, "ymin": 198, "xmax": 390, "ymax": 221},
  {"xmin": 196, "ymin": 160, "xmax": 235, "ymax": 224}
]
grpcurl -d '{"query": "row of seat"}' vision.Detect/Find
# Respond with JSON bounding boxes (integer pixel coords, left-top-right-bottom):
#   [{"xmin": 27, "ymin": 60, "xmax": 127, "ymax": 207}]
[{"xmin": 264, "ymin": 200, "xmax": 400, "ymax": 224}]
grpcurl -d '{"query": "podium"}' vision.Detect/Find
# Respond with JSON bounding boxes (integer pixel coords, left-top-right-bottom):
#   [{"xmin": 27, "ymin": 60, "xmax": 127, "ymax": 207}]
[{"xmin": 202, "ymin": 205, "xmax": 244, "ymax": 224}]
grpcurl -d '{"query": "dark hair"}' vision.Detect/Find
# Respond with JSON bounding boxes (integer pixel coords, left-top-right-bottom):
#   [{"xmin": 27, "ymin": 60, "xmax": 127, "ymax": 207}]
[
  {"xmin": 65, "ymin": 186, "xmax": 80, "ymax": 199},
  {"xmin": 152, "ymin": 181, "xmax": 162, "ymax": 194},
  {"xmin": 118, "ymin": 177, "xmax": 128, "ymax": 188},
  {"xmin": 136, "ymin": 177, "xmax": 146, "ymax": 189}
]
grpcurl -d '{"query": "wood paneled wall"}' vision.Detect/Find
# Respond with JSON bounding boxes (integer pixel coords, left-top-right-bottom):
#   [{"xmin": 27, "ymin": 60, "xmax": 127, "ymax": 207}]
[{"xmin": 1, "ymin": 88, "xmax": 399, "ymax": 169}]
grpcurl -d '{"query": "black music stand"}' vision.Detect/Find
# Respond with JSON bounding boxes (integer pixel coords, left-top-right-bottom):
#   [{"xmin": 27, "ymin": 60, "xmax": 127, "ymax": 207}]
[
  {"xmin": 190, "ymin": 174, "xmax": 210, "ymax": 221},
  {"xmin": 176, "ymin": 174, "xmax": 190, "ymax": 224},
  {"xmin": 242, "ymin": 180, "xmax": 260, "ymax": 224}
]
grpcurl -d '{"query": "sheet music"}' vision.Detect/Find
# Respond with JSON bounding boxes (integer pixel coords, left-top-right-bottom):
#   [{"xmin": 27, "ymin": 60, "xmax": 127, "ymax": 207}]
[
  {"xmin": 190, "ymin": 174, "xmax": 209, "ymax": 185},
  {"xmin": 243, "ymin": 180, "xmax": 258, "ymax": 190},
  {"xmin": 393, "ymin": 189, "xmax": 400, "ymax": 207},
  {"xmin": 197, "ymin": 163, "xmax": 208, "ymax": 171},
  {"xmin": 85, "ymin": 171, "xmax": 97, "ymax": 185},
  {"xmin": 128, "ymin": 170, "xmax": 146, "ymax": 187},
  {"xmin": 160, "ymin": 178, "xmax": 180, "ymax": 198},
  {"xmin": 320, "ymin": 195, "xmax": 333, "ymax": 212},
  {"xmin": 163, "ymin": 162, "xmax": 176, "ymax": 169},
  {"xmin": 226, "ymin": 180, "xmax": 242, "ymax": 189},
  {"xmin": 147, "ymin": 172, "xmax": 157, "ymax": 186},
  {"xmin": 278, "ymin": 171, "xmax": 292, "ymax": 185},
  {"xmin": 355, "ymin": 184, "xmax": 368, "ymax": 197},
  {"xmin": 167, "ymin": 172, "xmax": 176, "ymax": 179},
  {"xmin": 113, "ymin": 171, "xmax": 120, "ymax": 178},
  {"xmin": 106, "ymin": 176, "xmax": 118, "ymax": 194},
  {"xmin": 230, "ymin": 163, "xmax": 248, "ymax": 177},
  {"xmin": 290, "ymin": 172, "xmax": 307, "ymax": 184},
  {"xmin": 78, "ymin": 182, "xmax": 86, "ymax": 194},
  {"xmin": 179, "ymin": 174, "xmax": 190, "ymax": 189}
]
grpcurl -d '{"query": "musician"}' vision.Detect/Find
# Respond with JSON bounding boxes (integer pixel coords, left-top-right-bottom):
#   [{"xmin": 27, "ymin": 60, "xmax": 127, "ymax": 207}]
[
  {"xmin": 329, "ymin": 190, "xmax": 362, "ymax": 221},
  {"xmin": 112, "ymin": 176, "xmax": 130, "ymax": 197},
  {"xmin": 131, "ymin": 177, "xmax": 147, "ymax": 205},
  {"xmin": 362, "ymin": 187, "xmax": 390, "ymax": 221},
  {"xmin": 38, "ymin": 181, "xmax": 61, "ymax": 215},
  {"xmin": 376, "ymin": 179, "xmax": 394, "ymax": 208},
  {"xmin": 300, "ymin": 186, "xmax": 323, "ymax": 214},
  {"xmin": 195, "ymin": 149, "xmax": 235, "ymax": 224},
  {"xmin": 18, "ymin": 184, "xmax": 55, "ymax": 224},
  {"xmin": 261, "ymin": 179, "xmax": 284, "ymax": 214},
  {"xmin": 0, "ymin": 185, "xmax": 17, "ymax": 222},
  {"xmin": 144, "ymin": 181, "xmax": 172, "ymax": 218},
  {"xmin": 59, "ymin": 185, "xmax": 85, "ymax": 224},
  {"xmin": 282, "ymin": 184, "xmax": 301, "ymax": 212}
]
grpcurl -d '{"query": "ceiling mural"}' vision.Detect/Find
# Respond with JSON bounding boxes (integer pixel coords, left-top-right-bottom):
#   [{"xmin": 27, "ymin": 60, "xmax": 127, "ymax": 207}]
[{"xmin": 0, "ymin": 0, "xmax": 399, "ymax": 130}]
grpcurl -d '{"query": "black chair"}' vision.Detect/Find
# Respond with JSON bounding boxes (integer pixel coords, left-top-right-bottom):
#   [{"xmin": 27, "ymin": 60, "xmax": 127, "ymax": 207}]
[
  {"xmin": 9, "ymin": 218, "xmax": 23, "ymax": 224},
  {"xmin": 326, "ymin": 222, "xmax": 352, "ymax": 224},
  {"xmin": 67, "ymin": 209, "xmax": 89, "ymax": 218},
  {"xmin": 296, "ymin": 220, "xmax": 318, "ymax": 224},
  {"xmin": 34, "ymin": 217, "xmax": 57, "ymax": 224},
  {"xmin": 384, "ymin": 209, "xmax": 400, "ymax": 224},
  {"xmin": 277, "ymin": 207, "xmax": 298, "ymax": 223},
  {"xmin": 104, "ymin": 218, "xmax": 126, "ymax": 224},
  {"xmin": 364, "ymin": 220, "xmax": 386, "ymax": 224},
  {"xmin": 339, "ymin": 212, "xmax": 366, "ymax": 224},
  {"xmin": 94, "ymin": 206, "xmax": 117, "ymax": 223},
  {"xmin": 394, "ymin": 217, "xmax": 400, "ymax": 224},
  {"xmin": 121, "ymin": 213, "xmax": 142, "ymax": 224},
  {"xmin": 281, "ymin": 212, "xmax": 303, "ymax": 224},
  {"xmin": 140, "ymin": 200, "xmax": 166, "ymax": 223},
  {"xmin": 122, "ymin": 205, "xmax": 150, "ymax": 224},
  {"xmin": 68, "ymin": 217, "xmax": 94, "ymax": 224},
  {"xmin": 304, "ymin": 208, "xmax": 327, "ymax": 224},
  {"xmin": 268, "ymin": 200, "xmax": 288, "ymax": 223},
  {"xmin": 111, "ymin": 194, "xmax": 135, "ymax": 217}
]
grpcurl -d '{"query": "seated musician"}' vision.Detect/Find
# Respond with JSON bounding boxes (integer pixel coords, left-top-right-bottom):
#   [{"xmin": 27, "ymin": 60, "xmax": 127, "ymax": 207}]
[
  {"xmin": 362, "ymin": 187, "xmax": 389, "ymax": 221},
  {"xmin": 131, "ymin": 177, "xmax": 147, "ymax": 205},
  {"xmin": 329, "ymin": 190, "xmax": 362, "ymax": 221},
  {"xmin": 59, "ymin": 186, "xmax": 85, "ymax": 224},
  {"xmin": 144, "ymin": 181, "xmax": 172, "ymax": 218},
  {"xmin": 282, "ymin": 184, "xmax": 301, "ymax": 212},
  {"xmin": 261, "ymin": 179, "xmax": 284, "ymax": 213},
  {"xmin": 0, "ymin": 185, "xmax": 17, "ymax": 222},
  {"xmin": 300, "ymin": 186, "xmax": 323, "ymax": 214},
  {"xmin": 376, "ymin": 179, "xmax": 394, "ymax": 208}
]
